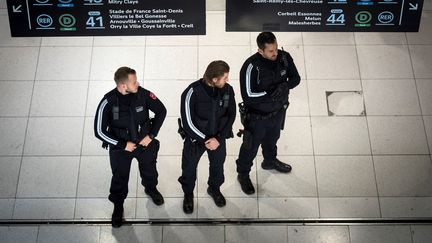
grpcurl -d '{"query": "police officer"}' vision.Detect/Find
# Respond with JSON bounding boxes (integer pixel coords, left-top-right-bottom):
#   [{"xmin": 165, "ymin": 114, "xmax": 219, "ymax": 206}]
[
  {"xmin": 236, "ymin": 32, "xmax": 301, "ymax": 195},
  {"xmin": 94, "ymin": 66, "xmax": 167, "ymax": 227},
  {"xmin": 178, "ymin": 60, "xmax": 236, "ymax": 214}
]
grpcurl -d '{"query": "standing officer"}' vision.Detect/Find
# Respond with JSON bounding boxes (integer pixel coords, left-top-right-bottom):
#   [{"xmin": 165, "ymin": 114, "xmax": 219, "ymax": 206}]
[
  {"xmin": 236, "ymin": 32, "xmax": 301, "ymax": 195},
  {"xmin": 94, "ymin": 66, "xmax": 167, "ymax": 227},
  {"xmin": 178, "ymin": 60, "xmax": 236, "ymax": 214}
]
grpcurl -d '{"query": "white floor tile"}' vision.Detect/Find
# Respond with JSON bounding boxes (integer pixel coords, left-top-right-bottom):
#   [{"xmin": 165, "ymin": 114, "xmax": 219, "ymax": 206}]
[
  {"xmin": 315, "ymin": 156, "xmax": 377, "ymax": 197},
  {"xmin": 285, "ymin": 45, "xmax": 307, "ymax": 80},
  {"xmin": 13, "ymin": 199, "xmax": 75, "ymax": 219},
  {"xmin": 162, "ymin": 225, "xmax": 224, "ymax": 243},
  {"xmin": 136, "ymin": 197, "xmax": 197, "ymax": 219},
  {"xmin": 0, "ymin": 47, "xmax": 39, "ymax": 81},
  {"xmin": 37, "ymin": 226, "xmax": 100, "ymax": 243},
  {"xmin": 199, "ymin": 13, "xmax": 250, "ymax": 46},
  {"xmin": 157, "ymin": 117, "xmax": 185, "ymax": 156},
  {"xmin": 0, "ymin": 118, "xmax": 27, "ymax": 156},
  {"xmin": 226, "ymin": 225, "xmax": 287, "ymax": 243},
  {"xmin": 0, "ymin": 1, "xmax": 6, "ymax": 9},
  {"xmin": 307, "ymin": 79, "xmax": 362, "ymax": 116},
  {"xmin": 144, "ymin": 80, "xmax": 190, "ymax": 117},
  {"xmin": 85, "ymin": 81, "xmax": 114, "ymax": 116},
  {"xmin": 410, "ymin": 45, "xmax": 432, "ymax": 79},
  {"xmin": 407, "ymin": 12, "xmax": 432, "ymax": 44},
  {"xmin": 81, "ymin": 117, "xmax": 107, "ymax": 156},
  {"xmin": 303, "ymin": 32, "xmax": 354, "ymax": 45},
  {"xmin": 207, "ymin": 0, "xmax": 225, "ymax": 11},
  {"xmin": 367, "ymin": 116, "xmax": 429, "ymax": 155},
  {"xmin": 362, "ymin": 79, "xmax": 421, "ymax": 115},
  {"xmin": 0, "ymin": 199, "xmax": 14, "ymax": 219},
  {"xmin": 197, "ymin": 197, "xmax": 258, "ymax": 218},
  {"xmin": 41, "ymin": 37, "xmax": 93, "ymax": 47},
  {"xmin": 0, "ymin": 81, "xmax": 33, "ymax": 116},
  {"xmin": 75, "ymin": 198, "xmax": 136, "ymax": 219},
  {"xmin": 24, "ymin": 117, "xmax": 84, "ymax": 156},
  {"xmin": 0, "ymin": 226, "xmax": 38, "ymax": 243},
  {"xmin": 311, "ymin": 117, "xmax": 371, "ymax": 155},
  {"xmin": 30, "ymin": 81, "xmax": 87, "ymax": 116},
  {"xmin": 226, "ymin": 117, "xmax": 243, "ymax": 156},
  {"xmin": 380, "ymin": 197, "xmax": 432, "ymax": 218},
  {"xmin": 354, "ymin": 32, "xmax": 407, "ymax": 45},
  {"xmin": 77, "ymin": 156, "xmax": 138, "ymax": 198},
  {"xmin": 277, "ymin": 117, "xmax": 313, "ymax": 155},
  {"xmin": 260, "ymin": 32, "xmax": 303, "ymax": 46},
  {"xmin": 144, "ymin": 47, "xmax": 197, "ymax": 80},
  {"xmin": 36, "ymin": 47, "xmax": 92, "ymax": 81},
  {"xmin": 319, "ymin": 197, "xmax": 380, "ymax": 218},
  {"xmin": 17, "ymin": 156, "xmax": 79, "ymax": 198},
  {"xmin": 416, "ymin": 79, "xmax": 432, "ymax": 115},
  {"xmin": 357, "ymin": 45, "xmax": 413, "ymax": 79},
  {"xmin": 424, "ymin": 116, "xmax": 432, "ymax": 154},
  {"xmin": 198, "ymin": 45, "xmax": 250, "ymax": 80},
  {"xmin": 93, "ymin": 36, "xmax": 146, "ymax": 46},
  {"xmin": 257, "ymin": 156, "xmax": 317, "ymax": 197},
  {"xmin": 374, "ymin": 155, "xmax": 432, "ymax": 196},
  {"xmin": 0, "ymin": 157, "xmax": 21, "ymax": 198},
  {"xmin": 90, "ymin": 47, "xmax": 145, "ymax": 81},
  {"xmin": 350, "ymin": 225, "xmax": 412, "ymax": 243},
  {"xmin": 304, "ymin": 46, "xmax": 359, "ymax": 80},
  {"xmin": 288, "ymin": 226, "xmax": 350, "ymax": 243},
  {"xmin": 286, "ymin": 79, "xmax": 309, "ymax": 117},
  {"xmin": 411, "ymin": 225, "xmax": 432, "ymax": 243},
  {"xmin": 136, "ymin": 156, "xmax": 183, "ymax": 198},
  {"xmin": 100, "ymin": 225, "xmax": 162, "ymax": 243},
  {"xmin": 258, "ymin": 198, "xmax": 319, "ymax": 218},
  {"xmin": 425, "ymin": 0, "xmax": 432, "ymax": 10},
  {"xmin": 146, "ymin": 35, "xmax": 197, "ymax": 46}
]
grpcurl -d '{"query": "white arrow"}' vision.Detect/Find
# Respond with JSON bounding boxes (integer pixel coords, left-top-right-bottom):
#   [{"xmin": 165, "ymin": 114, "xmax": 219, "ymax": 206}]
[
  {"xmin": 12, "ymin": 5, "xmax": 22, "ymax": 12},
  {"xmin": 409, "ymin": 3, "xmax": 418, "ymax": 10}
]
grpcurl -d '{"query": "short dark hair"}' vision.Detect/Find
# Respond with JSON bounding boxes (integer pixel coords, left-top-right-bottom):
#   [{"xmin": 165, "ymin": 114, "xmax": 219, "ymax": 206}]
[
  {"xmin": 256, "ymin": 32, "xmax": 276, "ymax": 50},
  {"xmin": 114, "ymin": 66, "xmax": 136, "ymax": 85},
  {"xmin": 203, "ymin": 60, "xmax": 230, "ymax": 82}
]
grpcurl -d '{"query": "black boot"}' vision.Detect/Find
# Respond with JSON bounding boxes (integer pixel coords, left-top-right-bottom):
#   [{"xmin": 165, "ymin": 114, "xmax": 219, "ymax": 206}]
[
  {"xmin": 183, "ymin": 193, "xmax": 194, "ymax": 214},
  {"xmin": 261, "ymin": 158, "xmax": 292, "ymax": 173},
  {"xmin": 207, "ymin": 187, "xmax": 226, "ymax": 207},
  {"xmin": 237, "ymin": 174, "xmax": 255, "ymax": 195},
  {"xmin": 145, "ymin": 188, "xmax": 164, "ymax": 206},
  {"xmin": 111, "ymin": 203, "xmax": 123, "ymax": 228}
]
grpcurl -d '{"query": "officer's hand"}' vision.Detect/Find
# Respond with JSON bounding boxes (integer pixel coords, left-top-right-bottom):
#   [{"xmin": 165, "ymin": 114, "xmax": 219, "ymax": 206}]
[
  {"xmin": 270, "ymin": 82, "xmax": 289, "ymax": 101},
  {"xmin": 139, "ymin": 135, "xmax": 153, "ymax": 147},
  {"xmin": 125, "ymin": 141, "xmax": 137, "ymax": 152},
  {"xmin": 205, "ymin": 138, "xmax": 220, "ymax": 151}
]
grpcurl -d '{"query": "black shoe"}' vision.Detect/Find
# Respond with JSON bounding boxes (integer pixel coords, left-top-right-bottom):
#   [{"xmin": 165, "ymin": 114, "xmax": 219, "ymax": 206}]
[
  {"xmin": 111, "ymin": 203, "xmax": 124, "ymax": 228},
  {"xmin": 183, "ymin": 193, "xmax": 194, "ymax": 214},
  {"xmin": 261, "ymin": 158, "xmax": 292, "ymax": 173},
  {"xmin": 145, "ymin": 188, "xmax": 164, "ymax": 206},
  {"xmin": 207, "ymin": 187, "xmax": 226, "ymax": 207},
  {"xmin": 237, "ymin": 174, "xmax": 255, "ymax": 195}
]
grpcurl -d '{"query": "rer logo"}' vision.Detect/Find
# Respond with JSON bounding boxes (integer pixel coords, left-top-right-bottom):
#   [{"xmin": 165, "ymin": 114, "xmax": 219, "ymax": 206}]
[
  {"xmin": 59, "ymin": 14, "xmax": 76, "ymax": 31},
  {"xmin": 378, "ymin": 11, "xmax": 394, "ymax": 24},
  {"xmin": 355, "ymin": 11, "xmax": 372, "ymax": 27},
  {"xmin": 36, "ymin": 14, "xmax": 53, "ymax": 28}
]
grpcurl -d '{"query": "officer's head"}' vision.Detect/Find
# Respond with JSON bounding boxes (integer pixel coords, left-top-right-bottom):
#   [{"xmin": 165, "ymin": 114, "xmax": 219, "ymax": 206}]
[
  {"xmin": 203, "ymin": 60, "xmax": 230, "ymax": 89},
  {"xmin": 114, "ymin": 66, "xmax": 139, "ymax": 95},
  {"xmin": 257, "ymin": 32, "xmax": 278, "ymax": 61}
]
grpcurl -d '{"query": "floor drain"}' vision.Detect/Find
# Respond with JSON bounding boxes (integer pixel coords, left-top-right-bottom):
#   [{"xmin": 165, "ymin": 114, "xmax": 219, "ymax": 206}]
[{"xmin": 326, "ymin": 91, "xmax": 366, "ymax": 116}]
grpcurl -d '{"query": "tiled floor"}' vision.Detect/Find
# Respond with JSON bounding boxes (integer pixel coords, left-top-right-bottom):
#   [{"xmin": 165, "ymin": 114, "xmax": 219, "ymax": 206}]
[
  {"xmin": 1, "ymin": 224, "xmax": 432, "ymax": 243},
  {"xmin": 0, "ymin": 0, "xmax": 432, "ymax": 241}
]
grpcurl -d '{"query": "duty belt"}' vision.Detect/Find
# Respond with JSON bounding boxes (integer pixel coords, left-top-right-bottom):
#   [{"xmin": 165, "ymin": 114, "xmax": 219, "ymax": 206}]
[{"xmin": 238, "ymin": 102, "xmax": 282, "ymax": 121}]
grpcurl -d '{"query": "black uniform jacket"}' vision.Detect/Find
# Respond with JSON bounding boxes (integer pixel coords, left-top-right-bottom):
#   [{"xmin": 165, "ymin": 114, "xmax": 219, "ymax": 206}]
[
  {"xmin": 94, "ymin": 86, "xmax": 167, "ymax": 149},
  {"xmin": 239, "ymin": 50, "xmax": 301, "ymax": 114},
  {"xmin": 180, "ymin": 79, "xmax": 236, "ymax": 143}
]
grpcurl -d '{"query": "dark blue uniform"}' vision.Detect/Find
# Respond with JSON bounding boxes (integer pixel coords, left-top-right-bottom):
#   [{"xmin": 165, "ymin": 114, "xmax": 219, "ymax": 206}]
[
  {"xmin": 179, "ymin": 79, "xmax": 236, "ymax": 194},
  {"xmin": 236, "ymin": 50, "xmax": 300, "ymax": 176},
  {"xmin": 94, "ymin": 87, "xmax": 166, "ymax": 204}
]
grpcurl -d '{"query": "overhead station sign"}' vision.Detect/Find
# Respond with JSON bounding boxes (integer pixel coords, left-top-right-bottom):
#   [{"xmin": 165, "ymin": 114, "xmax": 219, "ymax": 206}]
[
  {"xmin": 226, "ymin": 0, "xmax": 424, "ymax": 32},
  {"xmin": 6, "ymin": 0, "xmax": 205, "ymax": 37}
]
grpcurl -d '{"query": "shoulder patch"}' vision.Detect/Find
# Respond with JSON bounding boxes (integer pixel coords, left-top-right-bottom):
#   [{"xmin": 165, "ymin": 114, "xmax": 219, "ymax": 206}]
[{"xmin": 149, "ymin": 92, "xmax": 157, "ymax": 100}]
